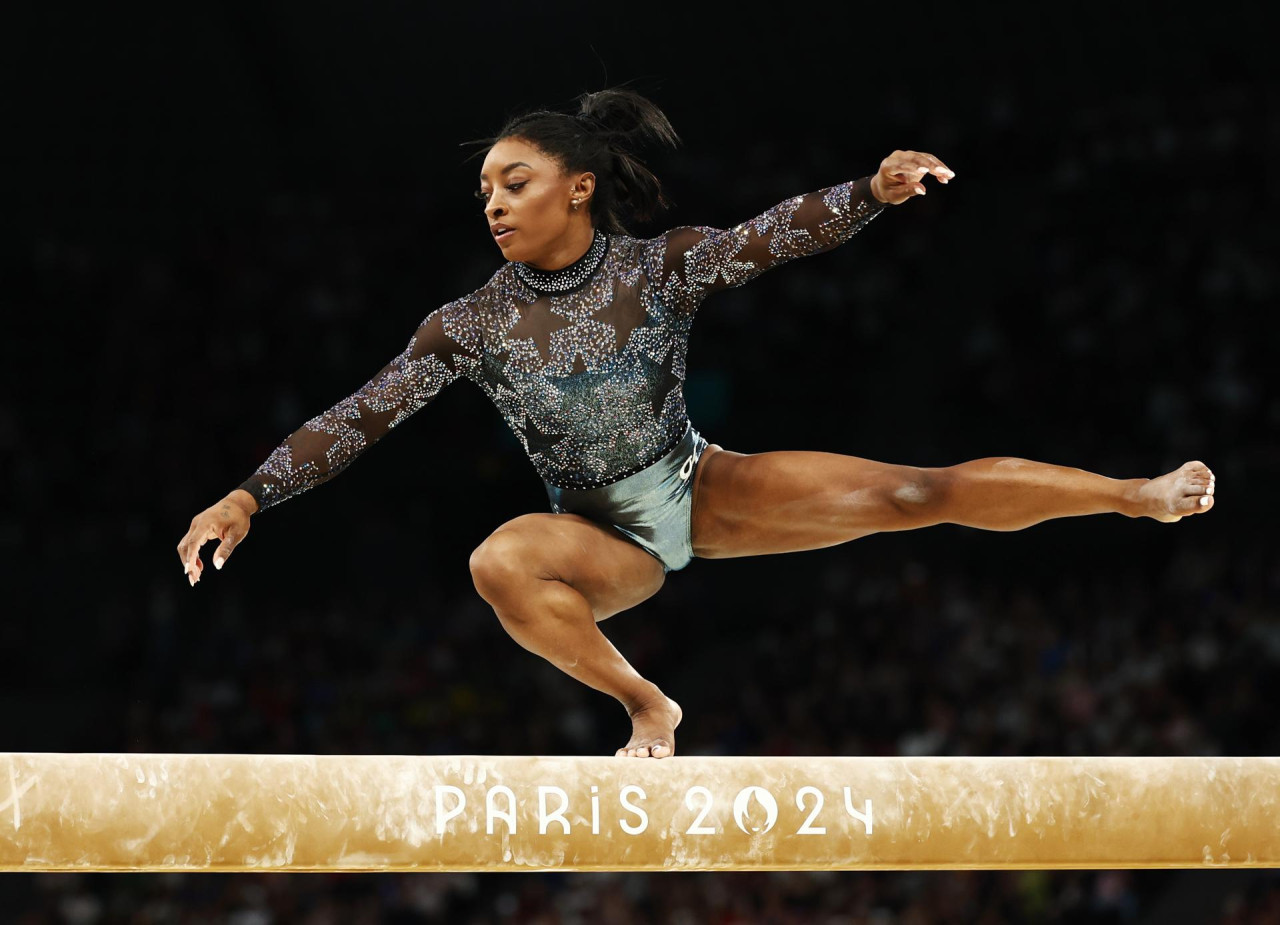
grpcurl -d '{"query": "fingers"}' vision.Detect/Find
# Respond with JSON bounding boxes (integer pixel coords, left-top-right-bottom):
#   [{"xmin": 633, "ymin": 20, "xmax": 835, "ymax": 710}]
[
  {"xmin": 882, "ymin": 150, "xmax": 956, "ymax": 197},
  {"xmin": 178, "ymin": 503, "xmax": 254, "ymax": 585},
  {"xmin": 177, "ymin": 536, "xmax": 202, "ymax": 586},
  {"xmin": 213, "ymin": 525, "xmax": 245, "ymax": 571},
  {"xmin": 185, "ymin": 533, "xmax": 208, "ymax": 585},
  {"xmin": 176, "ymin": 519, "xmax": 215, "ymax": 586},
  {"xmin": 917, "ymin": 152, "xmax": 955, "ymax": 183}
]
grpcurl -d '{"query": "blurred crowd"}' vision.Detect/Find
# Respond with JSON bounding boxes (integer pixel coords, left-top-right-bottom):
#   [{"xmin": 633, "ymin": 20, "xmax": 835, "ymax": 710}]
[{"xmin": 3, "ymin": 39, "xmax": 1276, "ymax": 925}]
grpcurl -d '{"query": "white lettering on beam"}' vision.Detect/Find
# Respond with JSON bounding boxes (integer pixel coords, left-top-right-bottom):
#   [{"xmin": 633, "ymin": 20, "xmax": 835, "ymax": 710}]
[
  {"xmin": 538, "ymin": 786, "xmax": 570, "ymax": 835},
  {"xmin": 486, "ymin": 785, "xmax": 516, "ymax": 835},
  {"xmin": 434, "ymin": 786, "xmax": 465, "ymax": 836},
  {"xmin": 10, "ymin": 756, "xmax": 1269, "ymax": 871}
]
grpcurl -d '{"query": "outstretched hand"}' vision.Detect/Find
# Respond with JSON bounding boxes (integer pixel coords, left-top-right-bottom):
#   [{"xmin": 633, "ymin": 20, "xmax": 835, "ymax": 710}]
[
  {"xmin": 176, "ymin": 491, "xmax": 257, "ymax": 586},
  {"xmin": 870, "ymin": 150, "xmax": 955, "ymax": 205}
]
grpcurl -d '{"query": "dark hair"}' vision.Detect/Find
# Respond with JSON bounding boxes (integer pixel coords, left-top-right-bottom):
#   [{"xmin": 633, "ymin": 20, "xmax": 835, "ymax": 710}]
[{"xmin": 468, "ymin": 87, "xmax": 680, "ymax": 235}]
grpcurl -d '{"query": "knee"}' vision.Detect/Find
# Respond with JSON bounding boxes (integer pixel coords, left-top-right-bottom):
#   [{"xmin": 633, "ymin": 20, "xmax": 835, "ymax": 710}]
[
  {"xmin": 468, "ymin": 530, "xmax": 532, "ymax": 604},
  {"xmin": 884, "ymin": 467, "xmax": 947, "ymax": 516}
]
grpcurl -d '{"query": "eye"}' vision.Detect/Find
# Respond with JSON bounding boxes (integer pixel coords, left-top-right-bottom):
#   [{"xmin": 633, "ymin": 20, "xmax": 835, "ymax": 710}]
[
  {"xmin": 506, "ymin": 181, "xmax": 528, "ymax": 193},
  {"xmin": 474, "ymin": 190, "xmax": 490, "ymax": 201}
]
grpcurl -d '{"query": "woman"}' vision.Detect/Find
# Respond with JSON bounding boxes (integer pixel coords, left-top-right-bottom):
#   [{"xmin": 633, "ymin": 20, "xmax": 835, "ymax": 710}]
[{"xmin": 177, "ymin": 88, "xmax": 1215, "ymax": 760}]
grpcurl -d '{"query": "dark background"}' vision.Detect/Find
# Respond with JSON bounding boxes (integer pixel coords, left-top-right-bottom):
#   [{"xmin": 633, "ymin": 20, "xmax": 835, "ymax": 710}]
[{"xmin": 3, "ymin": 2, "xmax": 1278, "ymax": 922}]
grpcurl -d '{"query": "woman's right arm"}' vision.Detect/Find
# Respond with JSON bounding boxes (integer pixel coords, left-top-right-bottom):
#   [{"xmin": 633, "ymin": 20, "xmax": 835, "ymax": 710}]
[{"xmin": 177, "ymin": 300, "xmax": 478, "ymax": 584}]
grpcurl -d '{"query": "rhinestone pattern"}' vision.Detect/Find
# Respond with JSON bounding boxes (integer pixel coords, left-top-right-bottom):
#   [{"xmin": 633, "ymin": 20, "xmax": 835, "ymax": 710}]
[
  {"xmin": 240, "ymin": 176, "xmax": 886, "ymax": 510},
  {"xmin": 514, "ymin": 229, "xmax": 609, "ymax": 294}
]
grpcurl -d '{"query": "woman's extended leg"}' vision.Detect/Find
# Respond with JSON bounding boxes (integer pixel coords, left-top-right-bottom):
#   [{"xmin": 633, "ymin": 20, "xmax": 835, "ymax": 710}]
[
  {"xmin": 689, "ymin": 449, "xmax": 1215, "ymax": 558},
  {"xmin": 469, "ymin": 512, "xmax": 681, "ymax": 758}
]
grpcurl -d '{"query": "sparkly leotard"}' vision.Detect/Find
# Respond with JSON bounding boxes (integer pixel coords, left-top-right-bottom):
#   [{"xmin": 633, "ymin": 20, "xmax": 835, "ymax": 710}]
[{"xmin": 238, "ymin": 176, "xmax": 887, "ymax": 511}]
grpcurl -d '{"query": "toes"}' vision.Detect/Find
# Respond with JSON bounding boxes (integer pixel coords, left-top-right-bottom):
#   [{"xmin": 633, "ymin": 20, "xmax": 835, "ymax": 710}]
[
  {"xmin": 1174, "ymin": 493, "xmax": 1214, "ymax": 515},
  {"xmin": 617, "ymin": 733, "xmax": 676, "ymax": 758},
  {"xmin": 1174, "ymin": 495, "xmax": 1202, "ymax": 514},
  {"xmin": 616, "ymin": 743, "xmax": 672, "ymax": 758},
  {"xmin": 1179, "ymin": 460, "xmax": 1212, "ymax": 482}
]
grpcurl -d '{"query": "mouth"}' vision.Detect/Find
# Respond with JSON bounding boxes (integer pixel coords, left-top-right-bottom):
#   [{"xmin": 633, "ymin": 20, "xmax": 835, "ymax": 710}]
[{"xmin": 491, "ymin": 225, "xmax": 516, "ymax": 243}]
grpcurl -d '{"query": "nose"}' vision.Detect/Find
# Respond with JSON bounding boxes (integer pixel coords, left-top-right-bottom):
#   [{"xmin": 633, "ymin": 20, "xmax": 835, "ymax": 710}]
[{"xmin": 487, "ymin": 193, "xmax": 506, "ymax": 221}]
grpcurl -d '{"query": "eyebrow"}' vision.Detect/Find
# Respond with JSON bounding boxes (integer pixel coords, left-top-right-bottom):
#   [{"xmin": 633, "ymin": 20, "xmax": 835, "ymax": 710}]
[{"xmin": 479, "ymin": 161, "xmax": 532, "ymax": 181}]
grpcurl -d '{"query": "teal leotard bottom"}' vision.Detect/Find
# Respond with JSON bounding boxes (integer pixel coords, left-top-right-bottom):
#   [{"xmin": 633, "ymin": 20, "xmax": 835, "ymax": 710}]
[{"xmin": 543, "ymin": 422, "xmax": 709, "ymax": 574}]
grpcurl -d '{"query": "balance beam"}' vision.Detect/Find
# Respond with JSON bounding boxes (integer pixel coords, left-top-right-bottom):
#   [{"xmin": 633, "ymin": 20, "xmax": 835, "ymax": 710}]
[{"xmin": 3, "ymin": 754, "xmax": 1278, "ymax": 871}]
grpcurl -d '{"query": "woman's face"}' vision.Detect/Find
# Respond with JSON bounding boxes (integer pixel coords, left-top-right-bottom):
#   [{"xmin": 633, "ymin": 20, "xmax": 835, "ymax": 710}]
[{"xmin": 478, "ymin": 137, "xmax": 589, "ymax": 264}]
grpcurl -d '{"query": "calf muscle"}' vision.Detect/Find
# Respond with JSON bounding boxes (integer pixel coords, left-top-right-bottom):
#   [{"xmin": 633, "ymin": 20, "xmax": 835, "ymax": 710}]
[{"xmin": 469, "ymin": 512, "xmax": 667, "ymax": 713}]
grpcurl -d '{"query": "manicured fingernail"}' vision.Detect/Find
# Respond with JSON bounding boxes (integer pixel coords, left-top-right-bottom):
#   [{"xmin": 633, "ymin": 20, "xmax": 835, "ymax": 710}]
[
  {"xmin": 214, "ymin": 557, "xmax": 224, "ymax": 570},
  {"xmin": 1200, "ymin": 496, "xmax": 1209, "ymax": 506}
]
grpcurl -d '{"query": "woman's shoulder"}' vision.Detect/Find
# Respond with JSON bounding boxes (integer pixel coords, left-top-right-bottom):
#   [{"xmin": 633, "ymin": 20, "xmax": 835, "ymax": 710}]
[
  {"xmin": 629, "ymin": 226, "xmax": 724, "ymax": 274},
  {"xmin": 639, "ymin": 224, "xmax": 724, "ymax": 247},
  {"xmin": 412, "ymin": 264, "xmax": 517, "ymax": 356},
  {"xmin": 453, "ymin": 263, "xmax": 529, "ymax": 350},
  {"xmin": 443, "ymin": 262, "xmax": 519, "ymax": 314},
  {"xmin": 475, "ymin": 260, "xmax": 520, "ymax": 294}
]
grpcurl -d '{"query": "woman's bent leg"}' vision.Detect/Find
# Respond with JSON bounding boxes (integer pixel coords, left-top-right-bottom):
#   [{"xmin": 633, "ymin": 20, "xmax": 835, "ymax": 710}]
[
  {"xmin": 690, "ymin": 448, "xmax": 1215, "ymax": 558},
  {"xmin": 469, "ymin": 512, "xmax": 680, "ymax": 758}
]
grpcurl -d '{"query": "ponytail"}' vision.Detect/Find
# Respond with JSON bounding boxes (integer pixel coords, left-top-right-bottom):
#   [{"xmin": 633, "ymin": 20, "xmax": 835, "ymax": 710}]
[{"xmin": 467, "ymin": 86, "xmax": 681, "ymax": 235}]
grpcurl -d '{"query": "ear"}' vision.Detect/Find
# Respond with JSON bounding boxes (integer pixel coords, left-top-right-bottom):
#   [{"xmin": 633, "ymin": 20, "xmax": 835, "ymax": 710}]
[{"xmin": 571, "ymin": 171, "xmax": 596, "ymax": 205}]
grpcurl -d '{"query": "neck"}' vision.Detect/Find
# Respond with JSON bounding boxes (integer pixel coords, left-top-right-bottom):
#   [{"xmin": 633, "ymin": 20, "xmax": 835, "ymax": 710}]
[{"xmin": 524, "ymin": 222, "xmax": 597, "ymax": 271}]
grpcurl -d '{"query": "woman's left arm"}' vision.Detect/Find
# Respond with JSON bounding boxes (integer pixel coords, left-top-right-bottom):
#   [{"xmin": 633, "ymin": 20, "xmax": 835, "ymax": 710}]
[{"xmin": 655, "ymin": 150, "xmax": 954, "ymax": 311}]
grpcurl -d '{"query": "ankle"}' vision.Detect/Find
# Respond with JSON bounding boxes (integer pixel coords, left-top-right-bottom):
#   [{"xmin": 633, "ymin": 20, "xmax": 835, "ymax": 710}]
[
  {"xmin": 1120, "ymin": 478, "xmax": 1150, "ymax": 518},
  {"xmin": 624, "ymin": 684, "xmax": 668, "ymax": 717}
]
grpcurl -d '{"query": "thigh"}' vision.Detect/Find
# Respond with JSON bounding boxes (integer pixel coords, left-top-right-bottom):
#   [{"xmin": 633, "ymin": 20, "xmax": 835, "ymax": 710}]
[
  {"xmin": 480, "ymin": 512, "xmax": 668, "ymax": 621},
  {"xmin": 690, "ymin": 447, "xmax": 931, "ymax": 558}
]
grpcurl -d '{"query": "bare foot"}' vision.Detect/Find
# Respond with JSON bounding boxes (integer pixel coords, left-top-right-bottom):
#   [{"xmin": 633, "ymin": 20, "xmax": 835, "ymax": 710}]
[
  {"xmin": 616, "ymin": 694, "xmax": 682, "ymax": 759},
  {"xmin": 1134, "ymin": 461, "xmax": 1216, "ymax": 522}
]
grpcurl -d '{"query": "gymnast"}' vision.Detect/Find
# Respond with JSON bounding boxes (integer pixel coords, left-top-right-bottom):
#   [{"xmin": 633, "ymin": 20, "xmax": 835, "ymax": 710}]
[{"xmin": 177, "ymin": 88, "xmax": 1215, "ymax": 760}]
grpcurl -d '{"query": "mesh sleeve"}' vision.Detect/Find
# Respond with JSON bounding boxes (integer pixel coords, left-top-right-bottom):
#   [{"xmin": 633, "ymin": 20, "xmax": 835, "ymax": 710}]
[
  {"xmin": 654, "ymin": 175, "xmax": 887, "ymax": 312},
  {"xmin": 238, "ymin": 301, "xmax": 476, "ymax": 512}
]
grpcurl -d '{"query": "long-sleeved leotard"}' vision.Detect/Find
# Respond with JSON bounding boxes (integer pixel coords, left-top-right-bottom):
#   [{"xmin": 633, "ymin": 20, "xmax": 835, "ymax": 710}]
[{"xmin": 238, "ymin": 176, "xmax": 887, "ymax": 511}]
